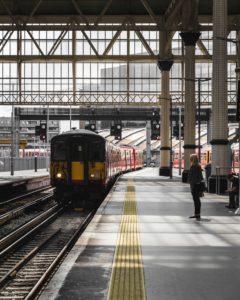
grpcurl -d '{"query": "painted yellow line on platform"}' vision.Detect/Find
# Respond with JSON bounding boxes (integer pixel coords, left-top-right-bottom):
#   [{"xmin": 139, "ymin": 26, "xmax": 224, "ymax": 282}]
[{"xmin": 108, "ymin": 179, "xmax": 146, "ymax": 300}]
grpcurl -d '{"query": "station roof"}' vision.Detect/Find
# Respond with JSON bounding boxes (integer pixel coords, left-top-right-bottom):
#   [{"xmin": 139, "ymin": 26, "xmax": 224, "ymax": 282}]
[{"xmin": 0, "ymin": 1, "xmax": 239, "ymax": 18}]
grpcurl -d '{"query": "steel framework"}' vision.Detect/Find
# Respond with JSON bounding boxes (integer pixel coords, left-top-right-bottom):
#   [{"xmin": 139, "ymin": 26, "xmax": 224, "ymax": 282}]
[{"xmin": 0, "ymin": 0, "xmax": 239, "ymax": 105}]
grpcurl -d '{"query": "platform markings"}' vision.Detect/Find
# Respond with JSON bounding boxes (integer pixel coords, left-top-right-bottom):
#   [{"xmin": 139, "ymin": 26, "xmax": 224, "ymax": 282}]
[{"xmin": 108, "ymin": 179, "xmax": 146, "ymax": 300}]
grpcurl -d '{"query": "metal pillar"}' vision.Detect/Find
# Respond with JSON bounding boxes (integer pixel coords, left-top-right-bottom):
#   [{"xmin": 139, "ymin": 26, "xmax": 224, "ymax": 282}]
[
  {"xmin": 209, "ymin": 0, "xmax": 229, "ymax": 193},
  {"xmin": 15, "ymin": 115, "xmax": 20, "ymax": 158},
  {"xmin": 157, "ymin": 59, "xmax": 173, "ymax": 177},
  {"xmin": 10, "ymin": 104, "xmax": 15, "ymax": 176},
  {"xmin": 180, "ymin": 31, "xmax": 201, "ymax": 182},
  {"xmin": 146, "ymin": 121, "xmax": 151, "ymax": 167}
]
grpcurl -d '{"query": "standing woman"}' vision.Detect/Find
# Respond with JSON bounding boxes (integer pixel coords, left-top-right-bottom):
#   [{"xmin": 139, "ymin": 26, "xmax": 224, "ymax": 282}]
[{"xmin": 188, "ymin": 154, "xmax": 203, "ymax": 220}]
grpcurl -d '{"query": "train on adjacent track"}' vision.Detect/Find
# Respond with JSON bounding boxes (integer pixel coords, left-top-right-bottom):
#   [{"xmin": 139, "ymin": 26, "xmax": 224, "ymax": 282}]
[
  {"xmin": 173, "ymin": 143, "xmax": 240, "ymax": 172},
  {"xmin": 173, "ymin": 145, "xmax": 211, "ymax": 169},
  {"xmin": 19, "ymin": 147, "xmax": 49, "ymax": 157},
  {"xmin": 50, "ymin": 129, "xmax": 143, "ymax": 207}
]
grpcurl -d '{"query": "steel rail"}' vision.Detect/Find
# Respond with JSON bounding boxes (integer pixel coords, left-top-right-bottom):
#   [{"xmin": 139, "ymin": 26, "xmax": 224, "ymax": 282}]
[
  {"xmin": 25, "ymin": 210, "xmax": 95, "ymax": 300},
  {"xmin": 0, "ymin": 192, "xmax": 53, "ymax": 226},
  {"xmin": 0, "ymin": 186, "xmax": 52, "ymax": 207},
  {"xmin": 0, "ymin": 229, "xmax": 61, "ymax": 289},
  {"xmin": 0, "ymin": 204, "xmax": 62, "ymax": 257}
]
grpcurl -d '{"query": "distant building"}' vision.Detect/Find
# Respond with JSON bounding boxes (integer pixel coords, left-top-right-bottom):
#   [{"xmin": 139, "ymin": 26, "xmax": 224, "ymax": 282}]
[{"xmin": 0, "ymin": 117, "xmax": 60, "ymax": 157}]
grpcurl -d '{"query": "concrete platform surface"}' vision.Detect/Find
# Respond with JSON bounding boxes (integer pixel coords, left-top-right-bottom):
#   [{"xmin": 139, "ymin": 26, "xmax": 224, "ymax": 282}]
[
  {"xmin": 0, "ymin": 169, "xmax": 50, "ymax": 196},
  {"xmin": 0, "ymin": 168, "xmax": 49, "ymax": 181},
  {"xmin": 40, "ymin": 168, "xmax": 240, "ymax": 300}
]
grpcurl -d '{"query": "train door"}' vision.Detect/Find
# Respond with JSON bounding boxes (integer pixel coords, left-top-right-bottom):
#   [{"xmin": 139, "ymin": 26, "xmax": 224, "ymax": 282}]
[{"xmin": 71, "ymin": 138, "xmax": 87, "ymax": 184}]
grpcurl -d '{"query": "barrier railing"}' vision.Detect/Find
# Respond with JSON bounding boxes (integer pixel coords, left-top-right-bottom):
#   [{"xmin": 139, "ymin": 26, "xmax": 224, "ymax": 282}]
[{"xmin": 0, "ymin": 157, "xmax": 49, "ymax": 173}]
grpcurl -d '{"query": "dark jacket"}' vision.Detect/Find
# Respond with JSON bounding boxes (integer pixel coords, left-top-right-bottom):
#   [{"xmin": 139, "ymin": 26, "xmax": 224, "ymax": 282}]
[{"xmin": 188, "ymin": 164, "xmax": 203, "ymax": 189}]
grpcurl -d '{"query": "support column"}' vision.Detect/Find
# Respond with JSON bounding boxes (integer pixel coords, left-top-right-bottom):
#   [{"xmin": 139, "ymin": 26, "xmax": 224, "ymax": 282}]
[
  {"xmin": 15, "ymin": 116, "xmax": 20, "ymax": 158},
  {"xmin": 72, "ymin": 30, "xmax": 76, "ymax": 104},
  {"xmin": 17, "ymin": 30, "xmax": 22, "ymax": 103},
  {"xmin": 146, "ymin": 120, "xmax": 151, "ymax": 167},
  {"xmin": 209, "ymin": 0, "xmax": 229, "ymax": 193},
  {"xmin": 180, "ymin": 31, "xmax": 201, "ymax": 182},
  {"xmin": 158, "ymin": 59, "xmax": 173, "ymax": 176}
]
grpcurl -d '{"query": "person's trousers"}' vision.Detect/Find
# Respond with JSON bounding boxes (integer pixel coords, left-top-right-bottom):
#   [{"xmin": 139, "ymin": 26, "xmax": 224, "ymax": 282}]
[
  {"xmin": 229, "ymin": 192, "xmax": 237, "ymax": 208},
  {"xmin": 191, "ymin": 185, "xmax": 201, "ymax": 216}
]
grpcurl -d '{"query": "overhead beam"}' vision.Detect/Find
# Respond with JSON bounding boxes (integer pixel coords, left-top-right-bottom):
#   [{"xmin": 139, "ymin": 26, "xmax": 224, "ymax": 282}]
[
  {"xmin": 81, "ymin": 31, "xmax": 99, "ymax": 57},
  {"xmin": 0, "ymin": 54, "xmax": 237, "ymax": 63},
  {"xmin": 102, "ymin": 30, "xmax": 122, "ymax": 56},
  {"xmin": 94, "ymin": 0, "xmax": 113, "ymax": 27},
  {"xmin": 0, "ymin": 24, "xmax": 222, "ymax": 31},
  {"xmin": 139, "ymin": 0, "xmax": 160, "ymax": 25},
  {"xmin": 71, "ymin": 0, "xmax": 90, "ymax": 26},
  {"xmin": 197, "ymin": 39, "xmax": 209, "ymax": 56},
  {"xmin": 134, "ymin": 30, "xmax": 155, "ymax": 56},
  {"xmin": 164, "ymin": 0, "xmax": 185, "ymax": 27},
  {"xmin": 26, "ymin": 31, "xmax": 45, "ymax": 56},
  {"xmin": 0, "ymin": 14, "xmax": 224, "ymax": 27},
  {"xmin": 23, "ymin": 0, "xmax": 43, "ymax": 26},
  {"xmin": 0, "ymin": 31, "xmax": 14, "ymax": 53}
]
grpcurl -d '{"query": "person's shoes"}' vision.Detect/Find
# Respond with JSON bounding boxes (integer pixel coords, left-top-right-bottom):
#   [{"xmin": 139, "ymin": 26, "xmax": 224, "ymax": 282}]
[
  {"xmin": 189, "ymin": 215, "xmax": 197, "ymax": 218},
  {"xmin": 196, "ymin": 216, "xmax": 201, "ymax": 221}
]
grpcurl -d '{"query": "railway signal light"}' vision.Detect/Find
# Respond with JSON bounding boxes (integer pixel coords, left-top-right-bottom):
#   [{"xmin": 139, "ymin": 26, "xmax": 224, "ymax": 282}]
[
  {"xmin": 110, "ymin": 123, "xmax": 122, "ymax": 140},
  {"xmin": 85, "ymin": 123, "xmax": 96, "ymax": 132},
  {"xmin": 114, "ymin": 123, "xmax": 122, "ymax": 140},
  {"xmin": 173, "ymin": 124, "xmax": 184, "ymax": 139},
  {"xmin": 151, "ymin": 120, "xmax": 160, "ymax": 140},
  {"xmin": 40, "ymin": 123, "xmax": 47, "ymax": 141}
]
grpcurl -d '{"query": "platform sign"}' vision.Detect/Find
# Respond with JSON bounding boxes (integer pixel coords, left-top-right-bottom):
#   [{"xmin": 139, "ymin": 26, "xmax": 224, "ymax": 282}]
[{"xmin": 236, "ymin": 80, "xmax": 240, "ymax": 121}]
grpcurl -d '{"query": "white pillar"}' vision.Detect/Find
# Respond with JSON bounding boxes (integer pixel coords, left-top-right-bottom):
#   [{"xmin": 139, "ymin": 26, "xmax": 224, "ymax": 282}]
[
  {"xmin": 180, "ymin": 31, "xmax": 201, "ymax": 182},
  {"xmin": 209, "ymin": 0, "xmax": 229, "ymax": 193},
  {"xmin": 146, "ymin": 121, "xmax": 151, "ymax": 167},
  {"xmin": 157, "ymin": 60, "xmax": 173, "ymax": 176}
]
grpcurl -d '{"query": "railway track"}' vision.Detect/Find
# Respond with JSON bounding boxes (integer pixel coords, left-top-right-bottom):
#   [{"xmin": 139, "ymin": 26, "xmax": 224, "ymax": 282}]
[
  {"xmin": 0, "ymin": 186, "xmax": 53, "ymax": 216},
  {"xmin": 0, "ymin": 189, "xmax": 55, "ymax": 240},
  {"xmin": 0, "ymin": 207, "xmax": 95, "ymax": 300}
]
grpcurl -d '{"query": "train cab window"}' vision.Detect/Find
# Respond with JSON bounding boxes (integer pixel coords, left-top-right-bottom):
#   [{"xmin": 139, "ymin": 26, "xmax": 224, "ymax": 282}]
[
  {"xmin": 72, "ymin": 143, "xmax": 84, "ymax": 161},
  {"xmin": 52, "ymin": 141, "xmax": 66, "ymax": 160},
  {"xmin": 89, "ymin": 141, "xmax": 104, "ymax": 161}
]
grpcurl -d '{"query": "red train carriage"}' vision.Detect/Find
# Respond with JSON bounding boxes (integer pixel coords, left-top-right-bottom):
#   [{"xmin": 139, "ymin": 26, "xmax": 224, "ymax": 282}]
[
  {"xmin": 19, "ymin": 148, "xmax": 49, "ymax": 157},
  {"xmin": 173, "ymin": 145, "xmax": 212, "ymax": 169},
  {"xmin": 232, "ymin": 143, "xmax": 240, "ymax": 171}
]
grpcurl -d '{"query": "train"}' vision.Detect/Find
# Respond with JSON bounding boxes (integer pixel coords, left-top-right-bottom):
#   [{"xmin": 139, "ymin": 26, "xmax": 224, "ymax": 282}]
[
  {"xmin": 50, "ymin": 129, "xmax": 143, "ymax": 207},
  {"xmin": 19, "ymin": 147, "xmax": 49, "ymax": 157},
  {"xmin": 173, "ymin": 143, "xmax": 240, "ymax": 171},
  {"xmin": 173, "ymin": 145, "xmax": 211, "ymax": 169}
]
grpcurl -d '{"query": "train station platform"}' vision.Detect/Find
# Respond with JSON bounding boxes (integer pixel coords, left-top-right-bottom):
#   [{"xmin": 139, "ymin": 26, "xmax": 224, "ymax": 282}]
[
  {"xmin": 40, "ymin": 168, "xmax": 240, "ymax": 300},
  {"xmin": 0, "ymin": 169, "xmax": 50, "ymax": 200}
]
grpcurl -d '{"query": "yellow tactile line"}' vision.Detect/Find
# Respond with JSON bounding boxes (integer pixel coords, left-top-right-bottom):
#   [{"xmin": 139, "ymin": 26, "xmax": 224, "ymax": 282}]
[{"xmin": 108, "ymin": 179, "xmax": 146, "ymax": 300}]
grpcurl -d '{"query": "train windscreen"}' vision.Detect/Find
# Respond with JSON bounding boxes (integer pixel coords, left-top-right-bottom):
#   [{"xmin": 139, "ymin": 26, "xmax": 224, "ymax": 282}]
[
  {"xmin": 71, "ymin": 142, "xmax": 84, "ymax": 161},
  {"xmin": 52, "ymin": 140, "xmax": 66, "ymax": 160},
  {"xmin": 88, "ymin": 140, "xmax": 104, "ymax": 161}
]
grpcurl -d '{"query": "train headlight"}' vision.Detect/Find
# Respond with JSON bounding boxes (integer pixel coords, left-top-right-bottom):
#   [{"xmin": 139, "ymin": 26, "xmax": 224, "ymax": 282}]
[
  {"xmin": 90, "ymin": 174, "xmax": 95, "ymax": 178},
  {"xmin": 56, "ymin": 172, "xmax": 62, "ymax": 178}
]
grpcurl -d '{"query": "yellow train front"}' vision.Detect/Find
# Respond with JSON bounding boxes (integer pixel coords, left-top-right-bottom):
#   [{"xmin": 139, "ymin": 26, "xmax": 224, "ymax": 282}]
[{"xmin": 50, "ymin": 129, "xmax": 108, "ymax": 207}]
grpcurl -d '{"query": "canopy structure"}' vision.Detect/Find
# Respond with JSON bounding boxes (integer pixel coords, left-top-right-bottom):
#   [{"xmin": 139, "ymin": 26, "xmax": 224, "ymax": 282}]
[{"xmin": 0, "ymin": 0, "xmax": 238, "ymax": 105}]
